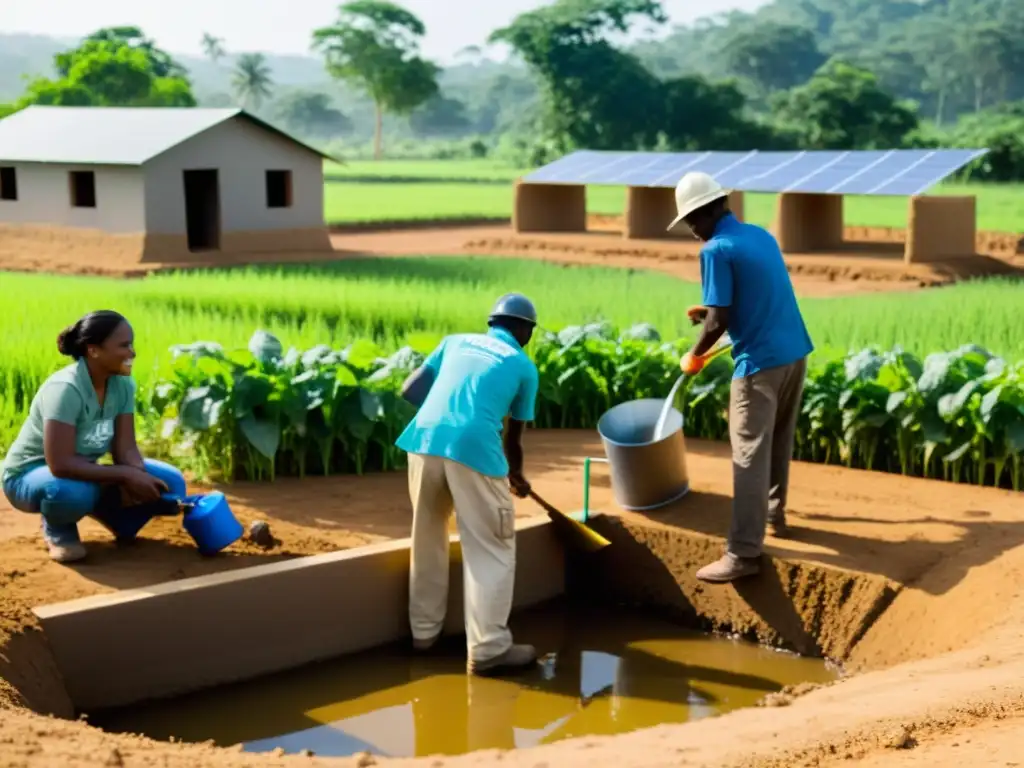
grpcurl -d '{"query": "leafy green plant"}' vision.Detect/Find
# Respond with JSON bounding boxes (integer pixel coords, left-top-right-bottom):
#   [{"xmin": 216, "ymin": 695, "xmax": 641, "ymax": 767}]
[
  {"xmin": 146, "ymin": 328, "xmax": 1024, "ymax": 490},
  {"xmin": 149, "ymin": 331, "xmax": 419, "ymax": 481}
]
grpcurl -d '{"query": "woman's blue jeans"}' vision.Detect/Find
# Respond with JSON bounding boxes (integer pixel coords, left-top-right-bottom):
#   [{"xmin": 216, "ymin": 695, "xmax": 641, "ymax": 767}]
[{"xmin": 2, "ymin": 459, "xmax": 185, "ymax": 546}]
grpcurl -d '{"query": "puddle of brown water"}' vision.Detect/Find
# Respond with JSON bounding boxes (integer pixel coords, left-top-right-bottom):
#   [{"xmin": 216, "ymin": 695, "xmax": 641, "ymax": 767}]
[{"xmin": 91, "ymin": 601, "xmax": 836, "ymax": 758}]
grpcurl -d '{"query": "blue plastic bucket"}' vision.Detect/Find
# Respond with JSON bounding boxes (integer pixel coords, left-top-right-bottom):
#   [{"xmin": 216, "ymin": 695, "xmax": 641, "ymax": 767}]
[{"xmin": 182, "ymin": 492, "xmax": 244, "ymax": 556}]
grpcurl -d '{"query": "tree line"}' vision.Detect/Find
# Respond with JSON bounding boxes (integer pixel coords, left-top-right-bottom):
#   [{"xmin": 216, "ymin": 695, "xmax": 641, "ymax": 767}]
[{"xmin": 1, "ymin": 0, "xmax": 1023, "ymax": 180}]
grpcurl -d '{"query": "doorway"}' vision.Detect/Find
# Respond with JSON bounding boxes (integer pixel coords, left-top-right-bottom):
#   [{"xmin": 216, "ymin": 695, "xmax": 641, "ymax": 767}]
[{"xmin": 183, "ymin": 169, "xmax": 221, "ymax": 251}]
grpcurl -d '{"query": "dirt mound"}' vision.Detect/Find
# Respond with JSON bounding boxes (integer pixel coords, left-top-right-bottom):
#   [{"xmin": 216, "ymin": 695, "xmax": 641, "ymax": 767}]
[
  {"xmin": 844, "ymin": 224, "xmax": 1023, "ymax": 260},
  {"xmin": 4, "ymin": 222, "xmax": 1021, "ymax": 300},
  {"xmin": 462, "ymin": 221, "xmax": 1023, "ymax": 292},
  {"xmin": 3, "ymin": 432, "xmax": 1024, "ymax": 766}
]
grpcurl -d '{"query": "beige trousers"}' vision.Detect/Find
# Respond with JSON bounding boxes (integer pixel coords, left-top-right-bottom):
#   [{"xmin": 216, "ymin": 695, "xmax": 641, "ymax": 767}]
[
  {"xmin": 407, "ymin": 453, "xmax": 517, "ymax": 662},
  {"xmin": 728, "ymin": 357, "xmax": 808, "ymax": 559}
]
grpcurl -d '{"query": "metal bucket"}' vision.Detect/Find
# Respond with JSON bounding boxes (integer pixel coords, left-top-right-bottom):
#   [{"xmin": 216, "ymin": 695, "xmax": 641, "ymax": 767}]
[{"xmin": 596, "ymin": 398, "xmax": 691, "ymax": 511}]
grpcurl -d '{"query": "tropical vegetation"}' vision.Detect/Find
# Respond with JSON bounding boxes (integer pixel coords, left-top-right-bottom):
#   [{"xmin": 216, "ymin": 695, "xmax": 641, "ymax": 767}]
[
  {"xmin": 145, "ymin": 326, "xmax": 1024, "ymax": 491},
  {"xmin": 3, "ymin": 0, "xmax": 1024, "ymax": 179},
  {"xmin": 1, "ymin": 261, "xmax": 1021, "ymax": 490}
]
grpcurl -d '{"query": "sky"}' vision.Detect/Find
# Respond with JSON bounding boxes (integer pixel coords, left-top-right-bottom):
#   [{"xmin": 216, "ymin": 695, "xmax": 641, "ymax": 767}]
[{"xmin": 4, "ymin": 0, "xmax": 769, "ymax": 63}]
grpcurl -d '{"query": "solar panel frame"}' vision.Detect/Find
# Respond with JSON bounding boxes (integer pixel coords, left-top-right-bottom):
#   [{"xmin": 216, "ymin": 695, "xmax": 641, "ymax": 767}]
[{"xmin": 520, "ymin": 148, "xmax": 988, "ymax": 196}]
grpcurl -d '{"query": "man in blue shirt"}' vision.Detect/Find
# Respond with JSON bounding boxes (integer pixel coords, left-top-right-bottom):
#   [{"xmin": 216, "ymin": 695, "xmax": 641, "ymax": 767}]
[
  {"xmin": 396, "ymin": 293, "xmax": 540, "ymax": 676},
  {"xmin": 669, "ymin": 171, "xmax": 814, "ymax": 584}
]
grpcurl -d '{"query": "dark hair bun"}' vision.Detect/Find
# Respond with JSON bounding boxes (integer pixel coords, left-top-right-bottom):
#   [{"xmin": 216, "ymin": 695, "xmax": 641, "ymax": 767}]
[
  {"xmin": 57, "ymin": 324, "xmax": 83, "ymax": 358},
  {"xmin": 56, "ymin": 311, "xmax": 128, "ymax": 360}
]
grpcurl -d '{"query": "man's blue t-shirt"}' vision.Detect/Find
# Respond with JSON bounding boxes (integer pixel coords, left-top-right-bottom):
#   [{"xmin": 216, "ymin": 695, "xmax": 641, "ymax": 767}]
[
  {"xmin": 396, "ymin": 327, "xmax": 539, "ymax": 477},
  {"xmin": 699, "ymin": 213, "xmax": 814, "ymax": 379}
]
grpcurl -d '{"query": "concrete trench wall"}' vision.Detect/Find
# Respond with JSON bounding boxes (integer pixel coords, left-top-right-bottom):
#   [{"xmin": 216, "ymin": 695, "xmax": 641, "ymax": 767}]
[
  {"xmin": 32, "ymin": 513, "xmax": 900, "ymax": 717},
  {"xmin": 35, "ymin": 517, "xmax": 566, "ymax": 712}
]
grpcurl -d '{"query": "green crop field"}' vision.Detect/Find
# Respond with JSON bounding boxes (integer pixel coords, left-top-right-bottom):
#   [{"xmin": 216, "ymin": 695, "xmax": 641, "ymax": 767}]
[
  {"xmin": 321, "ymin": 159, "xmax": 1024, "ymax": 232},
  {"xmin": 2, "ymin": 258, "xmax": 1022, "ymax": 465},
  {"xmin": 2, "ymin": 258, "xmax": 1021, "ymax": 383}
]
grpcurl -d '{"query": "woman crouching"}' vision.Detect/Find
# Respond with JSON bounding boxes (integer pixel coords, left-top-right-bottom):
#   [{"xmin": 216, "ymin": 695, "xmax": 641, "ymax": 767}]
[{"xmin": 1, "ymin": 310, "xmax": 185, "ymax": 563}]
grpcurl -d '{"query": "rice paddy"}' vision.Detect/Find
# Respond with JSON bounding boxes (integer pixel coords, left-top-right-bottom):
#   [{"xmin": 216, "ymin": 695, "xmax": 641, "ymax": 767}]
[{"xmin": 2, "ymin": 257, "xmax": 1021, "ymax": 454}]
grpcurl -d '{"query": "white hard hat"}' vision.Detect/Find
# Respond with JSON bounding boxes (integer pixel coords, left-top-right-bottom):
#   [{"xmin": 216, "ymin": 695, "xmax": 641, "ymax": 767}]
[{"xmin": 667, "ymin": 171, "xmax": 729, "ymax": 231}]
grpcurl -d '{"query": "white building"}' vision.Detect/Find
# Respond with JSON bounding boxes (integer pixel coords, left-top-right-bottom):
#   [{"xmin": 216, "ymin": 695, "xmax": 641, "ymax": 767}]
[{"xmin": 0, "ymin": 106, "xmax": 333, "ymax": 261}]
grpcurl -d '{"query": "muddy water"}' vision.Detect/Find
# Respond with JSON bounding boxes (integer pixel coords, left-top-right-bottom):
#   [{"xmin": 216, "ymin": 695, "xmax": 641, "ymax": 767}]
[{"xmin": 92, "ymin": 601, "xmax": 836, "ymax": 758}]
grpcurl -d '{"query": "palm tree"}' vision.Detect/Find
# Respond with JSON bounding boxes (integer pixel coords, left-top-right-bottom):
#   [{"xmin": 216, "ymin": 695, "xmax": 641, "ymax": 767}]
[
  {"xmin": 231, "ymin": 53, "xmax": 274, "ymax": 111},
  {"xmin": 201, "ymin": 33, "xmax": 226, "ymax": 64}
]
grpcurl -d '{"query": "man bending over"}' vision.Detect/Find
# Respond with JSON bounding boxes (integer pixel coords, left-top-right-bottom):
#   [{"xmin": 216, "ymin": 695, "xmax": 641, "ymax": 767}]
[{"xmin": 396, "ymin": 293, "xmax": 540, "ymax": 675}]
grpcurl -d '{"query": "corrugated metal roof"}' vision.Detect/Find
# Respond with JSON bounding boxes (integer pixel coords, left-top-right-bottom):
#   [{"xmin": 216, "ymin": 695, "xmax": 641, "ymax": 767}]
[{"xmin": 0, "ymin": 106, "xmax": 335, "ymax": 165}]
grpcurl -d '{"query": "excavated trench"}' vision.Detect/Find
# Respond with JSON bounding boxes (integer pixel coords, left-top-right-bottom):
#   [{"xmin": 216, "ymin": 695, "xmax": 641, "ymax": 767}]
[
  {"xmin": 88, "ymin": 598, "xmax": 838, "ymax": 759},
  {"xmin": 7, "ymin": 428, "xmax": 1024, "ymax": 767},
  {"xmin": 20, "ymin": 516, "xmax": 898, "ymax": 762}
]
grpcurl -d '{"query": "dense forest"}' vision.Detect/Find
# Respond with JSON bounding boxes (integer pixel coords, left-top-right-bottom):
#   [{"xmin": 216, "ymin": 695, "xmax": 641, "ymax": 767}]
[{"xmin": 1, "ymin": 0, "xmax": 1023, "ymax": 179}]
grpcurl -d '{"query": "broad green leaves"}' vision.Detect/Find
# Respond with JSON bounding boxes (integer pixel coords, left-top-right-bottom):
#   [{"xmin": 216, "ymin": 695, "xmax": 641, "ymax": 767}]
[
  {"xmin": 150, "ymin": 327, "xmax": 1024, "ymax": 491},
  {"xmin": 153, "ymin": 330, "xmax": 414, "ymax": 481},
  {"xmin": 799, "ymin": 344, "xmax": 1024, "ymax": 488}
]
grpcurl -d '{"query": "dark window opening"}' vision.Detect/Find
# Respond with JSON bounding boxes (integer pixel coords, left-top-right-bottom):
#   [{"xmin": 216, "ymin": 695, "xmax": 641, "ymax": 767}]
[
  {"xmin": 265, "ymin": 170, "xmax": 292, "ymax": 208},
  {"xmin": 69, "ymin": 171, "xmax": 96, "ymax": 208},
  {"xmin": 0, "ymin": 167, "xmax": 17, "ymax": 201}
]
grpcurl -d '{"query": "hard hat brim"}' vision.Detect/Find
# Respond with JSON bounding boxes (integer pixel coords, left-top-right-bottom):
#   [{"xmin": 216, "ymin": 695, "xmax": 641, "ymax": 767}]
[
  {"xmin": 666, "ymin": 189, "xmax": 730, "ymax": 231},
  {"xmin": 489, "ymin": 312, "xmax": 537, "ymax": 324}
]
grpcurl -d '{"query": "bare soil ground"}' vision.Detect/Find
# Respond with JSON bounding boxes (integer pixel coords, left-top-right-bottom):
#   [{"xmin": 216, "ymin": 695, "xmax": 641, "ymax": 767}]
[
  {"xmin": 1, "ymin": 221, "xmax": 1020, "ymax": 298},
  {"xmin": 3, "ymin": 431, "xmax": 1024, "ymax": 767}
]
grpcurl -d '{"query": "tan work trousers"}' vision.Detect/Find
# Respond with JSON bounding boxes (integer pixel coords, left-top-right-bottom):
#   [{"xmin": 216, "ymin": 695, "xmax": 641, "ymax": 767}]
[
  {"xmin": 727, "ymin": 357, "xmax": 808, "ymax": 559},
  {"xmin": 407, "ymin": 453, "xmax": 517, "ymax": 662}
]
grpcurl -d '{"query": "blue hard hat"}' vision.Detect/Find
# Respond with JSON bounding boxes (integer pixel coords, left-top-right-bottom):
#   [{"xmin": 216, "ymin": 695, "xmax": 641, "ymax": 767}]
[{"xmin": 488, "ymin": 293, "xmax": 537, "ymax": 325}]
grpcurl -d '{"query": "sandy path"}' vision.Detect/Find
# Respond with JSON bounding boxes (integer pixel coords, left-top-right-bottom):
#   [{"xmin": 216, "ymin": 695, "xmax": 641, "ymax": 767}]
[
  {"xmin": 829, "ymin": 713, "xmax": 1024, "ymax": 766},
  {"xmin": 3, "ymin": 431, "xmax": 1024, "ymax": 766},
  {"xmin": 3, "ymin": 221, "xmax": 1019, "ymax": 299}
]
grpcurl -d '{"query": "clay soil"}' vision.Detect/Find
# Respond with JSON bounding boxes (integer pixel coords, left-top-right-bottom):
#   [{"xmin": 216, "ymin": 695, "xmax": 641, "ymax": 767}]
[
  {"xmin": 3, "ymin": 219, "xmax": 1024, "ymax": 765},
  {"xmin": 3, "ymin": 431, "xmax": 1024, "ymax": 767},
  {"xmin": 1, "ymin": 220, "xmax": 1020, "ymax": 298}
]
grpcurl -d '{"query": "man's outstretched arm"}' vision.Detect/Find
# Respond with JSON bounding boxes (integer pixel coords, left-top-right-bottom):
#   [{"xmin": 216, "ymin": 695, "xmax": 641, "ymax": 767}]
[{"xmin": 691, "ymin": 305, "xmax": 730, "ymax": 357}]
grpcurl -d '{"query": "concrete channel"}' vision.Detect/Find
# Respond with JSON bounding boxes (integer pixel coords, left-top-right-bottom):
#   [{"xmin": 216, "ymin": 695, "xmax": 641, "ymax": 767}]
[{"xmin": 30, "ymin": 507, "xmax": 900, "ymax": 759}]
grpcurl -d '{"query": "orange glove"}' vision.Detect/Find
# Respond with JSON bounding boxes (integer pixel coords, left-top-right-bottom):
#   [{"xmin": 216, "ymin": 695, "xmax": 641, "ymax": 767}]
[
  {"xmin": 686, "ymin": 305, "xmax": 708, "ymax": 326},
  {"xmin": 680, "ymin": 351, "xmax": 706, "ymax": 376}
]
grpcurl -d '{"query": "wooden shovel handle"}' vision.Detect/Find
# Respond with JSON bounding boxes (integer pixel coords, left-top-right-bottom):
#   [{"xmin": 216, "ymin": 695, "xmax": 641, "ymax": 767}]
[{"xmin": 527, "ymin": 489, "xmax": 560, "ymax": 516}]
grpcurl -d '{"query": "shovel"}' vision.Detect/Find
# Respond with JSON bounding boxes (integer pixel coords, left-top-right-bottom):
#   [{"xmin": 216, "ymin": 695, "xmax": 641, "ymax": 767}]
[
  {"xmin": 528, "ymin": 489, "xmax": 611, "ymax": 553},
  {"xmin": 652, "ymin": 341, "xmax": 734, "ymax": 443}
]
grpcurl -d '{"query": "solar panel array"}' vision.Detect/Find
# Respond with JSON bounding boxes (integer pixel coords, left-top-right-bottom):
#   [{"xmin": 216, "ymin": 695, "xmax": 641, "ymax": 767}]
[{"xmin": 522, "ymin": 149, "xmax": 988, "ymax": 196}]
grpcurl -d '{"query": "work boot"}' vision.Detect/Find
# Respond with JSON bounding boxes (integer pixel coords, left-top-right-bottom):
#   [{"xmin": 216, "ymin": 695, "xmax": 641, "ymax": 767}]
[
  {"xmin": 769, "ymin": 516, "xmax": 791, "ymax": 539},
  {"xmin": 468, "ymin": 644, "xmax": 537, "ymax": 677},
  {"xmin": 41, "ymin": 520, "xmax": 87, "ymax": 564},
  {"xmin": 695, "ymin": 553, "xmax": 760, "ymax": 584}
]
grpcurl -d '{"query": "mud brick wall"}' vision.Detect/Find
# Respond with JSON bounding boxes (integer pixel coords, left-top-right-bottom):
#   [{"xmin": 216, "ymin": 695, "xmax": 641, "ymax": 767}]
[
  {"xmin": 905, "ymin": 196, "xmax": 977, "ymax": 264},
  {"xmin": 624, "ymin": 188, "xmax": 745, "ymax": 240},
  {"xmin": 772, "ymin": 193, "xmax": 844, "ymax": 253},
  {"xmin": 512, "ymin": 181, "xmax": 587, "ymax": 233}
]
